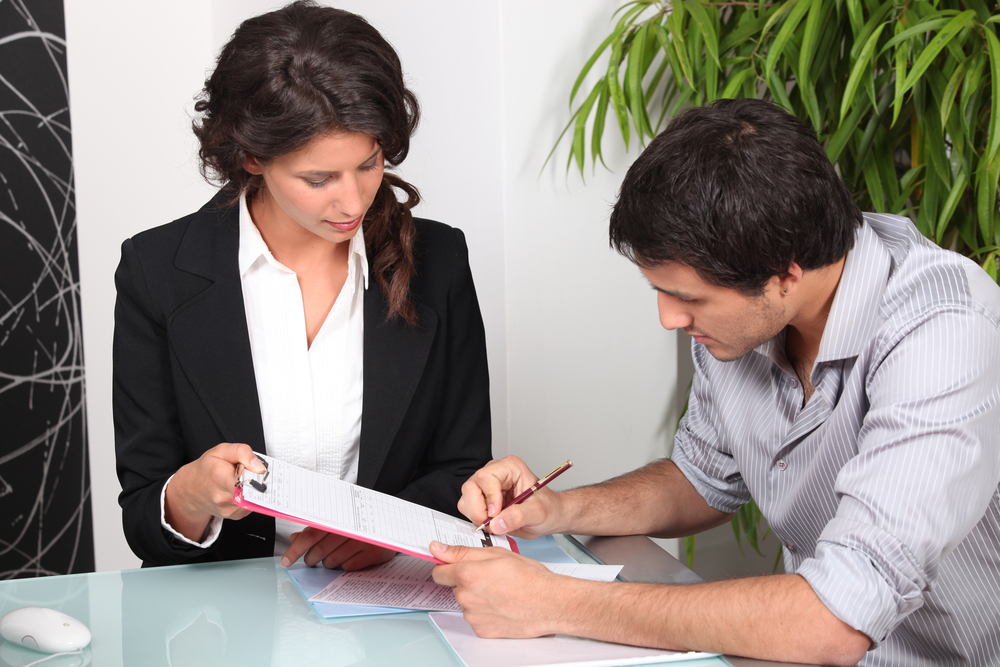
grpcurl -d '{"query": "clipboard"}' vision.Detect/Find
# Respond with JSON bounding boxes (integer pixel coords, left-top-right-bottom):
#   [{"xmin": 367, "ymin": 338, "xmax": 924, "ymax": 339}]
[{"xmin": 233, "ymin": 454, "xmax": 518, "ymax": 563}]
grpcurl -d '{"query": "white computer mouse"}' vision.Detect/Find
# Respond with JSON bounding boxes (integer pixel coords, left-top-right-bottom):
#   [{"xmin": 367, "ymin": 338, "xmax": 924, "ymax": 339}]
[{"xmin": 0, "ymin": 607, "xmax": 91, "ymax": 653}]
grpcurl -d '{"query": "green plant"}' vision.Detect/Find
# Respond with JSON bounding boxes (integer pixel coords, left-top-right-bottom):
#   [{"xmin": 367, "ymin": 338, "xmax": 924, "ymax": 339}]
[
  {"xmin": 559, "ymin": 0, "xmax": 1000, "ymax": 277},
  {"xmin": 557, "ymin": 0, "xmax": 1000, "ymax": 567}
]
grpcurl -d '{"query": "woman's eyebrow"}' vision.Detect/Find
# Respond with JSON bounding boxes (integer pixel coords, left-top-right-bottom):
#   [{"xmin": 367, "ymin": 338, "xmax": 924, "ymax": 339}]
[{"xmin": 300, "ymin": 148, "xmax": 381, "ymax": 176}]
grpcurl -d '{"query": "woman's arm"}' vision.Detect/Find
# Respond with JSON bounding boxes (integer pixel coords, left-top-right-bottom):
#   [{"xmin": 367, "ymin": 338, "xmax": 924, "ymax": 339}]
[
  {"xmin": 390, "ymin": 224, "xmax": 492, "ymax": 514},
  {"xmin": 114, "ymin": 237, "xmax": 262, "ymax": 564}
]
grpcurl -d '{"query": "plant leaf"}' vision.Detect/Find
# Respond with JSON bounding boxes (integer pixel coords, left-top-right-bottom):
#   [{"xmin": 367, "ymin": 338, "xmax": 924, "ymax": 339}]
[
  {"xmin": 941, "ymin": 57, "xmax": 971, "ymax": 130},
  {"xmin": 938, "ymin": 170, "xmax": 969, "ymax": 242},
  {"xmin": 799, "ymin": 0, "xmax": 824, "ymax": 86},
  {"xmin": 841, "ymin": 22, "xmax": 886, "ymax": 123},
  {"xmin": 978, "ymin": 148, "xmax": 1000, "ymax": 245},
  {"xmin": 607, "ymin": 38, "xmax": 630, "ymax": 150},
  {"xmin": 654, "ymin": 23, "xmax": 690, "ymax": 89},
  {"xmin": 592, "ymin": 80, "xmax": 610, "ymax": 168},
  {"xmin": 846, "ymin": 0, "xmax": 863, "ymax": 39},
  {"xmin": 684, "ymin": 535, "xmax": 696, "ymax": 568},
  {"xmin": 765, "ymin": 0, "xmax": 813, "ymax": 83},
  {"xmin": 766, "ymin": 68, "xmax": 794, "ymax": 112},
  {"xmin": 684, "ymin": 0, "xmax": 721, "ymax": 71},
  {"xmin": 827, "ymin": 92, "xmax": 873, "ymax": 164},
  {"xmin": 848, "ymin": 0, "xmax": 893, "ymax": 61},
  {"xmin": 891, "ymin": 18, "xmax": 908, "ymax": 126},
  {"xmin": 879, "ymin": 17, "xmax": 952, "ymax": 53},
  {"xmin": 854, "ymin": 89, "xmax": 894, "ymax": 180},
  {"xmin": 720, "ymin": 12, "xmax": 770, "ymax": 53},
  {"xmin": 900, "ymin": 10, "xmax": 976, "ymax": 96},
  {"xmin": 570, "ymin": 32, "xmax": 617, "ymax": 105},
  {"xmin": 721, "ymin": 66, "xmax": 756, "ymax": 99},
  {"xmin": 626, "ymin": 22, "xmax": 651, "ymax": 142},
  {"xmin": 985, "ymin": 28, "xmax": 1000, "ymax": 164},
  {"xmin": 761, "ymin": 0, "xmax": 797, "ymax": 42},
  {"xmin": 862, "ymin": 150, "xmax": 886, "ymax": 211}
]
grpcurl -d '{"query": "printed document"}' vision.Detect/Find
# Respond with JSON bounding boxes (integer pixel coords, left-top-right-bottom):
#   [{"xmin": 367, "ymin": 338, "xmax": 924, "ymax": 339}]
[
  {"xmin": 237, "ymin": 454, "xmax": 511, "ymax": 561},
  {"xmin": 308, "ymin": 555, "xmax": 623, "ymax": 612}
]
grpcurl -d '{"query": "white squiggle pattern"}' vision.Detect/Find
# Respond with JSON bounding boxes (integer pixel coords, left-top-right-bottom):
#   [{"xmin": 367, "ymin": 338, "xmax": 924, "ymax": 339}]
[{"xmin": 0, "ymin": 0, "xmax": 93, "ymax": 578}]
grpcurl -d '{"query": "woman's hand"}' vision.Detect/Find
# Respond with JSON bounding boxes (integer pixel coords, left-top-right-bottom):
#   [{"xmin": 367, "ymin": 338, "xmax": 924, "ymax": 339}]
[
  {"xmin": 281, "ymin": 528, "xmax": 396, "ymax": 570},
  {"xmin": 458, "ymin": 455, "xmax": 565, "ymax": 538},
  {"xmin": 163, "ymin": 442, "xmax": 265, "ymax": 542}
]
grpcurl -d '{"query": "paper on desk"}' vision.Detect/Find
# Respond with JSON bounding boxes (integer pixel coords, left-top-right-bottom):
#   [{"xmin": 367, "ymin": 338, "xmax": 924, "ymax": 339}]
[
  {"xmin": 287, "ymin": 535, "xmax": 578, "ymax": 619},
  {"xmin": 309, "ymin": 555, "xmax": 623, "ymax": 612},
  {"xmin": 237, "ymin": 454, "xmax": 513, "ymax": 562},
  {"xmin": 429, "ymin": 612, "xmax": 719, "ymax": 667},
  {"xmin": 285, "ymin": 563, "xmax": 413, "ymax": 618}
]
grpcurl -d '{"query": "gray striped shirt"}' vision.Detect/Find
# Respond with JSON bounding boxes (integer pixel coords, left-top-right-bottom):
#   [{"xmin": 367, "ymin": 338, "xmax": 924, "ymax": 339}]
[{"xmin": 673, "ymin": 213, "xmax": 1000, "ymax": 666}]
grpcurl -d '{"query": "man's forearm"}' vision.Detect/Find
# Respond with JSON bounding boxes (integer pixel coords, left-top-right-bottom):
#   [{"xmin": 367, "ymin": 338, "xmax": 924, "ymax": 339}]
[
  {"xmin": 555, "ymin": 459, "xmax": 731, "ymax": 537},
  {"xmin": 549, "ymin": 573, "xmax": 870, "ymax": 666}
]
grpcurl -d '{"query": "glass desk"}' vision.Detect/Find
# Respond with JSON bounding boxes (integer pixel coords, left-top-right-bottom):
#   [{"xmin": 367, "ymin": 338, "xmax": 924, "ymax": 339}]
[{"xmin": 0, "ymin": 536, "xmax": 809, "ymax": 667}]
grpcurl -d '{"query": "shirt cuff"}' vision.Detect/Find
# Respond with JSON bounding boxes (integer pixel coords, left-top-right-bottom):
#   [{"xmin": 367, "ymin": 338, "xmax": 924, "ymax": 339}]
[
  {"xmin": 796, "ymin": 518, "xmax": 928, "ymax": 646},
  {"xmin": 671, "ymin": 434, "xmax": 750, "ymax": 514},
  {"xmin": 160, "ymin": 473, "xmax": 222, "ymax": 548}
]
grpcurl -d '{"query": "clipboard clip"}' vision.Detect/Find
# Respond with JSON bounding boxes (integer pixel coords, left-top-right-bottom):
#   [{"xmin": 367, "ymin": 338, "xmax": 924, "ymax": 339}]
[{"xmin": 234, "ymin": 456, "xmax": 270, "ymax": 493}]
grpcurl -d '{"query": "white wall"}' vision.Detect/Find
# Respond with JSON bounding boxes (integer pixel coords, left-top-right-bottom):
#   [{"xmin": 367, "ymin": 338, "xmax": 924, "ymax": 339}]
[
  {"xmin": 66, "ymin": 0, "xmax": 681, "ymax": 572},
  {"xmin": 500, "ymin": 2, "xmax": 684, "ymax": 499}
]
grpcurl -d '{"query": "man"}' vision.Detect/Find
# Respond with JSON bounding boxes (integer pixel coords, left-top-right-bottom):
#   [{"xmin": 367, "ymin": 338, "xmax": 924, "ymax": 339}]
[{"xmin": 430, "ymin": 99, "xmax": 1000, "ymax": 666}]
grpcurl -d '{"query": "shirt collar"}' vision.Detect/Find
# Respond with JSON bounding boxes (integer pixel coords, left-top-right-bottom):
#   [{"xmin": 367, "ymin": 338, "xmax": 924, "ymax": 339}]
[
  {"xmin": 237, "ymin": 190, "xmax": 369, "ymax": 290},
  {"xmin": 815, "ymin": 219, "xmax": 891, "ymax": 363},
  {"xmin": 749, "ymin": 219, "xmax": 892, "ymax": 366}
]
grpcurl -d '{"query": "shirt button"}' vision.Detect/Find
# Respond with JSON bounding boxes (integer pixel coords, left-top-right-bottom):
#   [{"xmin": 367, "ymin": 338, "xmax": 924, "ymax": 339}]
[
  {"xmin": 776, "ymin": 459, "xmax": 787, "ymax": 471},
  {"xmin": 786, "ymin": 544, "xmax": 798, "ymax": 553},
  {"xmin": 787, "ymin": 378, "xmax": 798, "ymax": 387}
]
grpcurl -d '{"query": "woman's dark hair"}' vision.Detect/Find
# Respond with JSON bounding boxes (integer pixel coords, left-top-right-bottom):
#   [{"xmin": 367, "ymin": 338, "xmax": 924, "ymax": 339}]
[
  {"xmin": 193, "ymin": 1, "xmax": 421, "ymax": 323},
  {"xmin": 609, "ymin": 98, "xmax": 863, "ymax": 295}
]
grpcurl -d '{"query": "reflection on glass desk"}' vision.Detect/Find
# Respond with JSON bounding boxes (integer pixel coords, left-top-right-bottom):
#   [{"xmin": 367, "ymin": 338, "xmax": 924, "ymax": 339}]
[{"xmin": 0, "ymin": 535, "xmax": 807, "ymax": 667}]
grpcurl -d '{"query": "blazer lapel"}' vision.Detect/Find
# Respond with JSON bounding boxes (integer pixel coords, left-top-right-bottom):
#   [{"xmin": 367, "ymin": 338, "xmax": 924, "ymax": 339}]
[
  {"xmin": 168, "ymin": 200, "xmax": 266, "ymax": 452},
  {"xmin": 358, "ymin": 279, "xmax": 437, "ymax": 488}
]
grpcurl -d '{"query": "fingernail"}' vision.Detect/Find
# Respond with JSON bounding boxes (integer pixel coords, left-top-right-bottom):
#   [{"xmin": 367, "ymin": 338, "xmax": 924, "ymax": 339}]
[
  {"xmin": 496, "ymin": 518, "xmax": 508, "ymax": 533},
  {"xmin": 251, "ymin": 458, "xmax": 266, "ymax": 473},
  {"xmin": 488, "ymin": 503, "xmax": 495, "ymax": 516},
  {"xmin": 431, "ymin": 541, "xmax": 447, "ymax": 552},
  {"xmin": 281, "ymin": 557, "xmax": 290, "ymax": 567}
]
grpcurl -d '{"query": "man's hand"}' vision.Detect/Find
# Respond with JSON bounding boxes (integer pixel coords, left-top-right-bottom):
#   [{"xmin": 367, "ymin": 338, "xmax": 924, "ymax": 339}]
[
  {"xmin": 164, "ymin": 442, "xmax": 264, "ymax": 542},
  {"xmin": 431, "ymin": 541, "xmax": 574, "ymax": 638},
  {"xmin": 281, "ymin": 528, "xmax": 396, "ymax": 570},
  {"xmin": 458, "ymin": 456, "xmax": 565, "ymax": 537}
]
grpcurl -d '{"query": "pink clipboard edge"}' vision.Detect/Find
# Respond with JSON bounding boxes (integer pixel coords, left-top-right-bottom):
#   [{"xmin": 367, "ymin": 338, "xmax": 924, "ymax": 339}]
[{"xmin": 233, "ymin": 487, "xmax": 519, "ymax": 564}]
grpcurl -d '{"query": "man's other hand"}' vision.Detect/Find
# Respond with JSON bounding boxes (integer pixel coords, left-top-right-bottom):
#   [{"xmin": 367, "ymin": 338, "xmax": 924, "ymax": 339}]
[{"xmin": 431, "ymin": 541, "xmax": 571, "ymax": 638}]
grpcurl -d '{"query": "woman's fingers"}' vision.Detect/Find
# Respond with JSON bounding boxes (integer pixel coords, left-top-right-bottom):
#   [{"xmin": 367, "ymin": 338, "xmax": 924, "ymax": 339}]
[
  {"xmin": 281, "ymin": 527, "xmax": 332, "ymax": 567},
  {"xmin": 326, "ymin": 540, "xmax": 396, "ymax": 571}
]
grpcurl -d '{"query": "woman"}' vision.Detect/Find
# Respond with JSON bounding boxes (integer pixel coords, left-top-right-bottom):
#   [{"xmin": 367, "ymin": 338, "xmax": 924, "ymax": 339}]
[{"xmin": 113, "ymin": 1, "xmax": 491, "ymax": 570}]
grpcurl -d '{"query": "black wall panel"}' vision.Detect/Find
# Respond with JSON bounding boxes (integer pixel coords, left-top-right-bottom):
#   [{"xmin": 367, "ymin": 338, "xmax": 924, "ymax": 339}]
[{"xmin": 0, "ymin": 0, "xmax": 95, "ymax": 578}]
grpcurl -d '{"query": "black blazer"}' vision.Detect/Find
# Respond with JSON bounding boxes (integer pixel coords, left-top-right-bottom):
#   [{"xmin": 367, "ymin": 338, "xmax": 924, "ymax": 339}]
[{"xmin": 113, "ymin": 195, "xmax": 491, "ymax": 566}]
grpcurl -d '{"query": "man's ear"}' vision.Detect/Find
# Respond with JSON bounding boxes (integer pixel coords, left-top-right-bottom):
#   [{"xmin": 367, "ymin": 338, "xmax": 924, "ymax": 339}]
[
  {"xmin": 774, "ymin": 262, "xmax": 804, "ymax": 296},
  {"xmin": 243, "ymin": 155, "xmax": 263, "ymax": 175}
]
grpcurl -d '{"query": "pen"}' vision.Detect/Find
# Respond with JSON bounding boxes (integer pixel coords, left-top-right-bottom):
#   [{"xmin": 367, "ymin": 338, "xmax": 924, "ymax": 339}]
[{"xmin": 475, "ymin": 460, "xmax": 573, "ymax": 533}]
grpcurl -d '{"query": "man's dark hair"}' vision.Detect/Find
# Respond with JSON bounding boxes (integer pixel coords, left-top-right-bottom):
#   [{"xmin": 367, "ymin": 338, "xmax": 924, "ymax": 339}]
[{"xmin": 609, "ymin": 99, "xmax": 863, "ymax": 295}]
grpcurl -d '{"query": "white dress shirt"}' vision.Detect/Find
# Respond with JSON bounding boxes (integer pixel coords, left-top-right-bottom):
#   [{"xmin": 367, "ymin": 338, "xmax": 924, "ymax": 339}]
[{"xmin": 161, "ymin": 192, "xmax": 368, "ymax": 556}]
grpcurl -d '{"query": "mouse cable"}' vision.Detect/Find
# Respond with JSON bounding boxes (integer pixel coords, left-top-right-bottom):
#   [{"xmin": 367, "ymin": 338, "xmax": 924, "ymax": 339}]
[{"xmin": 19, "ymin": 649, "xmax": 84, "ymax": 667}]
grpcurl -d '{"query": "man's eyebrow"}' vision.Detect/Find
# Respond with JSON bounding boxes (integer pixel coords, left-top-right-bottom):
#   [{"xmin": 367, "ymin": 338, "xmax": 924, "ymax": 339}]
[{"xmin": 647, "ymin": 281, "xmax": 695, "ymax": 300}]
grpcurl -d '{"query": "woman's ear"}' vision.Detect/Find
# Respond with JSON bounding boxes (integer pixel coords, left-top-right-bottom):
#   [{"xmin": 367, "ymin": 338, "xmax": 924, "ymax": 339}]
[{"xmin": 243, "ymin": 155, "xmax": 263, "ymax": 175}]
